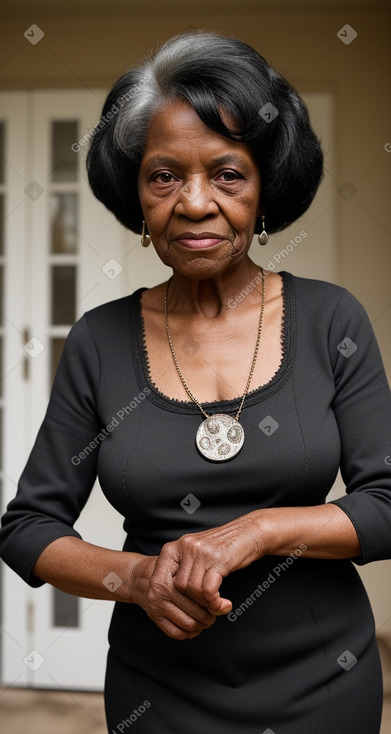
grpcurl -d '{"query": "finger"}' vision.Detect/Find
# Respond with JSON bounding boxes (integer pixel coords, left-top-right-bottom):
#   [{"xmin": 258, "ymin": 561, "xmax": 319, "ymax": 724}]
[
  {"xmin": 173, "ymin": 560, "xmax": 206, "ymax": 601},
  {"xmin": 201, "ymin": 567, "xmax": 225, "ymax": 602},
  {"xmin": 155, "ymin": 549, "xmax": 212, "ymax": 612},
  {"xmin": 207, "ymin": 597, "xmax": 232, "ymax": 615},
  {"xmin": 201, "ymin": 569, "xmax": 232, "ymax": 614},
  {"xmin": 170, "ymin": 586, "xmax": 217, "ymax": 627},
  {"xmin": 148, "ymin": 577, "xmax": 217, "ymax": 629},
  {"xmin": 159, "ymin": 598, "xmax": 217, "ymax": 636},
  {"xmin": 151, "ymin": 547, "xmax": 223, "ymax": 623},
  {"xmin": 152, "ymin": 613, "xmax": 204, "ymax": 641},
  {"xmin": 175, "ymin": 561, "xmax": 228, "ymax": 610},
  {"xmin": 154, "ymin": 544, "xmax": 180, "ymax": 579}
]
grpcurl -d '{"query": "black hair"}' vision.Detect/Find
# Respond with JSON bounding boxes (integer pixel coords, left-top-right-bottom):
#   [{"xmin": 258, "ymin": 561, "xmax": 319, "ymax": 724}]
[{"xmin": 86, "ymin": 30, "xmax": 323, "ymax": 234}]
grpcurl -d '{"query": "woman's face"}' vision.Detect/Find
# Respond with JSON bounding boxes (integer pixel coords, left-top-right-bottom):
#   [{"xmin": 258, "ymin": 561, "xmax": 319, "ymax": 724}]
[{"xmin": 137, "ymin": 99, "xmax": 262, "ymax": 280}]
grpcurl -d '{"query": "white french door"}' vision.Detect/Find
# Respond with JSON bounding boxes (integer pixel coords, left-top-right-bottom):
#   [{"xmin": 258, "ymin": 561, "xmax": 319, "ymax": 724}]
[
  {"xmin": 0, "ymin": 89, "xmax": 337, "ymax": 691},
  {"xmin": 0, "ymin": 91, "xmax": 133, "ymax": 690}
]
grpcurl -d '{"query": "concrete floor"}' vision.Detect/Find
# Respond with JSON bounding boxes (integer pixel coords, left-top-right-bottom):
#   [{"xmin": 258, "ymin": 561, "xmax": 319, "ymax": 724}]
[
  {"xmin": 1, "ymin": 639, "xmax": 391, "ymax": 733},
  {"xmin": 0, "ymin": 688, "xmax": 106, "ymax": 734}
]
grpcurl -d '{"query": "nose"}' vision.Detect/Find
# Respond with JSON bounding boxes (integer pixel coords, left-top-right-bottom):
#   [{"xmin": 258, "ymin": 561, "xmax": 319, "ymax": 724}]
[{"xmin": 174, "ymin": 178, "xmax": 219, "ymax": 219}]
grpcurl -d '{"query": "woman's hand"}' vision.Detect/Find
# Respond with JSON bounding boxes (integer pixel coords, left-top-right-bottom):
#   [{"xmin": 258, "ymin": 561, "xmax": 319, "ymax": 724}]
[
  {"xmin": 129, "ymin": 553, "xmax": 221, "ymax": 640},
  {"xmin": 157, "ymin": 514, "xmax": 266, "ymax": 613},
  {"xmin": 129, "ymin": 504, "xmax": 362, "ymax": 640}
]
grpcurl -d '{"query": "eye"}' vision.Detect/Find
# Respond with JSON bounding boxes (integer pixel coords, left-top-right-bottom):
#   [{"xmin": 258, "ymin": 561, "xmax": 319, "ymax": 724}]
[
  {"xmin": 151, "ymin": 171, "xmax": 177, "ymax": 183},
  {"xmin": 217, "ymin": 170, "xmax": 243, "ymax": 182}
]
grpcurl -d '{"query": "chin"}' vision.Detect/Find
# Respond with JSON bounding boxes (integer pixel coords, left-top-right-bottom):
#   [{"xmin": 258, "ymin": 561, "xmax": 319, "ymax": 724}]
[{"xmin": 171, "ymin": 253, "xmax": 241, "ymax": 278}]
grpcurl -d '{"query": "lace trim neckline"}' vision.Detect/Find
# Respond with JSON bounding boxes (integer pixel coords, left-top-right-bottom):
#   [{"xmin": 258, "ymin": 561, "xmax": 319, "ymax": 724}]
[{"xmin": 134, "ymin": 271, "xmax": 295, "ymax": 413}]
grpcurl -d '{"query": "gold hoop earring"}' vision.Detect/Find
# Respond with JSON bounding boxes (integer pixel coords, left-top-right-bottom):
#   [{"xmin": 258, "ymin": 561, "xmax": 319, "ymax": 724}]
[
  {"xmin": 141, "ymin": 220, "xmax": 151, "ymax": 248},
  {"xmin": 258, "ymin": 215, "xmax": 269, "ymax": 246}
]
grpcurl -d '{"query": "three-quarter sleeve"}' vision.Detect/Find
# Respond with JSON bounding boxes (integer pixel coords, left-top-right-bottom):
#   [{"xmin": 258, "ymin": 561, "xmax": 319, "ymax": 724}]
[
  {"xmin": 328, "ymin": 288, "xmax": 391, "ymax": 563},
  {"xmin": 0, "ymin": 315, "xmax": 101, "ymax": 586}
]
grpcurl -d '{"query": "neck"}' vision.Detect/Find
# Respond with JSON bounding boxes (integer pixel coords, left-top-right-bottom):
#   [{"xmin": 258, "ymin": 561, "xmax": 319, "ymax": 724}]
[{"xmin": 167, "ymin": 257, "xmax": 264, "ymax": 318}]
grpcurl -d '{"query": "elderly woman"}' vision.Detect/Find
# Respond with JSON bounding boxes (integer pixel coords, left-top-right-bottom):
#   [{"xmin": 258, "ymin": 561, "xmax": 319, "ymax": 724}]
[{"xmin": 1, "ymin": 30, "xmax": 391, "ymax": 734}]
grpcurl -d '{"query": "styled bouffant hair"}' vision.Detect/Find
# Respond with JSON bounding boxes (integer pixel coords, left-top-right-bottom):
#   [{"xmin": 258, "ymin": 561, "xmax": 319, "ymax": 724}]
[{"xmin": 86, "ymin": 30, "xmax": 323, "ymax": 235}]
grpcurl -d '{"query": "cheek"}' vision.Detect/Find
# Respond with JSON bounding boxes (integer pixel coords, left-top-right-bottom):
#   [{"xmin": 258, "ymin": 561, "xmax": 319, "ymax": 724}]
[
  {"xmin": 232, "ymin": 198, "xmax": 260, "ymax": 232},
  {"xmin": 139, "ymin": 195, "xmax": 170, "ymax": 236},
  {"xmin": 149, "ymin": 209, "xmax": 172, "ymax": 239},
  {"xmin": 137, "ymin": 179, "xmax": 165, "ymax": 219}
]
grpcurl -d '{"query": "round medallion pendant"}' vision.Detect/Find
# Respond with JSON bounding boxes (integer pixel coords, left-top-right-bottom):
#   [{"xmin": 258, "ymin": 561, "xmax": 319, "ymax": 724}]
[{"xmin": 196, "ymin": 414, "xmax": 245, "ymax": 462}]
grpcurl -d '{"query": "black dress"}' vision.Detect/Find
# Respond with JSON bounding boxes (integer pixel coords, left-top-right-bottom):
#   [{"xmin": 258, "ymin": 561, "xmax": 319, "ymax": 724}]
[{"xmin": 1, "ymin": 271, "xmax": 391, "ymax": 733}]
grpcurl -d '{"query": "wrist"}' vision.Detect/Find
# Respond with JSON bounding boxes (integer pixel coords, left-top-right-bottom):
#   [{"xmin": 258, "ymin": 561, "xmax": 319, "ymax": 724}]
[
  {"xmin": 105, "ymin": 551, "xmax": 146, "ymax": 603},
  {"xmin": 122, "ymin": 553, "xmax": 156, "ymax": 605},
  {"xmin": 224, "ymin": 510, "xmax": 275, "ymax": 565},
  {"xmin": 246, "ymin": 509, "xmax": 276, "ymax": 558}
]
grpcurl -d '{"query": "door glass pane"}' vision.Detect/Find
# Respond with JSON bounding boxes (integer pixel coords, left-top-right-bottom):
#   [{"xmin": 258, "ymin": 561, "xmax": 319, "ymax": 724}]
[
  {"xmin": 51, "ymin": 121, "xmax": 78, "ymax": 182},
  {"xmin": 51, "ymin": 265, "xmax": 76, "ymax": 325},
  {"xmin": 0, "ymin": 264, "xmax": 3, "ymax": 326},
  {"xmin": 0, "ymin": 194, "xmax": 4, "ymax": 256},
  {"xmin": 0, "ymin": 121, "xmax": 4, "ymax": 184},
  {"xmin": 50, "ymin": 337, "xmax": 66, "ymax": 385},
  {"xmin": 50, "ymin": 193, "xmax": 78, "ymax": 254},
  {"xmin": 53, "ymin": 588, "xmax": 80, "ymax": 628},
  {"xmin": 0, "ymin": 337, "xmax": 2, "ymax": 399}
]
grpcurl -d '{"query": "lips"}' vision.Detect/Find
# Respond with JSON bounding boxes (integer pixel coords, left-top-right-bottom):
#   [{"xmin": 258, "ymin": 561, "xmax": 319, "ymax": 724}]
[{"xmin": 174, "ymin": 232, "xmax": 227, "ymax": 249}]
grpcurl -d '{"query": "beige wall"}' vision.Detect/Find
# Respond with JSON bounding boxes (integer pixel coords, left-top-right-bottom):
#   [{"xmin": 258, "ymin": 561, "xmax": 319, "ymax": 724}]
[
  {"xmin": 1, "ymin": 3, "xmax": 390, "ymax": 626},
  {"xmin": 1, "ymin": 6, "xmax": 390, "ymax": 367}
]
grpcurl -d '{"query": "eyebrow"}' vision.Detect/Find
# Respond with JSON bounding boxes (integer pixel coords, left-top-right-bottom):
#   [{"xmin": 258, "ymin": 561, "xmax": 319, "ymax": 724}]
[
  {"xmin": 209, "ymin": 154, "xmax": 248, "ymax": 167},
  {"xmin": 142, "ymin": 153, "xmax": 250, "ymax": 168}
]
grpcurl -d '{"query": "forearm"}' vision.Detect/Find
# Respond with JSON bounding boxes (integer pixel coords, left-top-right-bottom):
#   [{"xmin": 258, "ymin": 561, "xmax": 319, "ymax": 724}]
[
  {"xmin": 32, "ymin": 536, "xmax": 149, "ymax": 602},
  {"xmin": 255, "ymin": 503, "xmax": 361, "ymax": 559}
]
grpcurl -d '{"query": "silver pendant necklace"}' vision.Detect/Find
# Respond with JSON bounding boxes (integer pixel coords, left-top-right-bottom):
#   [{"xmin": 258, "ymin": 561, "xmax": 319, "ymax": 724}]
[{"xmin": 164, "ymin": 272, "xmax": 266, "ymax": 462}]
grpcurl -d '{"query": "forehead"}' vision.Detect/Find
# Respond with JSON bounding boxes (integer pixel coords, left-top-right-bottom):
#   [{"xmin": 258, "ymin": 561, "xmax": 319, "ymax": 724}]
[{"xmin": 141, "ymin": 99, "xmax": 257, "ymax": 167}]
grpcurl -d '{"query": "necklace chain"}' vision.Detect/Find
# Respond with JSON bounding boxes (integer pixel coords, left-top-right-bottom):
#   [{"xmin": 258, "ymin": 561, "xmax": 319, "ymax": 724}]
[{"xmin": 164, "ymin": 271, "xmax": 266, "ymax": 421}]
